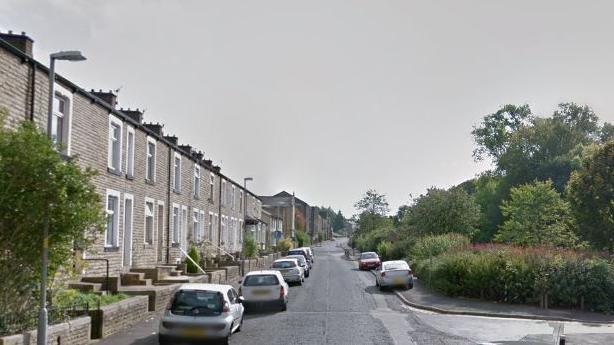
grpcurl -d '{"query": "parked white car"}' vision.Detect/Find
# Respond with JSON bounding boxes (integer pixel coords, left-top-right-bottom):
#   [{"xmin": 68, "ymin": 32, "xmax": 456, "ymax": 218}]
[
  {"xmin": 239, "ymin": 270, "xmax": 289, "ymax": 311},
  {"xmin": 285, "ymin": 254, "xmax": 310, "ymax": 277},
  {"xmin": 301, "ymin": 246, "xmax": 315, "ymax": 263},
  {"xmin": 375, "ymin": 260, "xmax": 414, "ymax": 290},
  {"xmin": 271, "ymin": 258, "xmax": 304, "ymax": 285},
  {"xmin": 158, "ymin": 283, "xmax": 244, "ymax": 345}
]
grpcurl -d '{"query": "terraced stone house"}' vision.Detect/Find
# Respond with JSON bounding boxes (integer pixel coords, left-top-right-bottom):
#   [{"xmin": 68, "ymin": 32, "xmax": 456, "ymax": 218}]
[{"xmin": 0, "ymin": 31, "xmax": 262, "ymax": 280}]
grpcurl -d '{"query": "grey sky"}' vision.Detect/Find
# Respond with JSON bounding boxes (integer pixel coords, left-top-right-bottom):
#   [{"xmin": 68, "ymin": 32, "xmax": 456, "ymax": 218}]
[{"xmin": 2, "ymin": 0, "xmax": 613, "ymax": 216}]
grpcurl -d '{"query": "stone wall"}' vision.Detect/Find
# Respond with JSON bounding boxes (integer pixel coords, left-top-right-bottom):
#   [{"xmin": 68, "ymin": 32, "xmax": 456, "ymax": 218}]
[
  {"xmin": 90, "ymin": 296, "xmax": 149, "ymax": 339},
  {"xmin": 0, "ymin": 316, "xmax": 91, "ymax": 345}
]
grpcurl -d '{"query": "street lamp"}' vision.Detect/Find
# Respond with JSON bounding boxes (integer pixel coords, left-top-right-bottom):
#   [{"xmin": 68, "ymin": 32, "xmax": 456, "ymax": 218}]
[{"xmin": 38, "ymin": 50, "xmax": 86, "ymax": 345}]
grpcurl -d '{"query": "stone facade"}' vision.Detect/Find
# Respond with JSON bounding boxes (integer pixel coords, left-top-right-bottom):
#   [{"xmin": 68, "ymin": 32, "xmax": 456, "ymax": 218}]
[
  {"xmin": 0, "ymin": 32, "xmax": 263, "ymax": 278},
  {"xmin": 91, "ymin": 295, "xmax": 149, "ymax": 339},
  {"xmin": 0, "ymin": 317, "xmax": 91, "ymax": 345}
]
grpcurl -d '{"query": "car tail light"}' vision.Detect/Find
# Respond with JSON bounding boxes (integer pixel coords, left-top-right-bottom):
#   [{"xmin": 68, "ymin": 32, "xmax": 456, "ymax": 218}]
[
  {"xmin": 222, "ymin": 301, "xmax": 230, "ymax": 312},
  {"xmin": 381, "ymin": 272, "xmax": 386, "ymax": 277},
  {"xmin": 279, "ymin": 285, "xmax": 285, "ymax": 299}
]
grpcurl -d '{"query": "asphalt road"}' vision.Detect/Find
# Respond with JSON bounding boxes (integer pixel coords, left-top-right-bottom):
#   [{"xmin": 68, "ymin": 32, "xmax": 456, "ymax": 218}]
[{"xmin": 100, "ymin": 238, "xmax": 614, "ymax": 345}]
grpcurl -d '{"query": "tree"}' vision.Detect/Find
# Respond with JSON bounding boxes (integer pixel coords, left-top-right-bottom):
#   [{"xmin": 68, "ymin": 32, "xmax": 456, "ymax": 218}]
[
  {"xmin": 472, "ymin": 104, "xmax": 533, "ymax": 161},
  {"xmin": 354, "ymin": 189, "xmax": 389, "ymax": 216},
  {"xmin": 567, "ymin": 141, "xmax": 614, "ymax": 251},
  {"xmin": 403, "ymin": 187, "xmax": 481, "ymax": 237},
  {"xmin": 494, "ymin": 180, "xmax": 580, "ymax": 247},
  {"xmin": 0, "ymin": 115, "xmax": 104, "ymax": 323},
  {"xmin": 332, "ymin": 210, "xmax": 345, "ymax": 231}
]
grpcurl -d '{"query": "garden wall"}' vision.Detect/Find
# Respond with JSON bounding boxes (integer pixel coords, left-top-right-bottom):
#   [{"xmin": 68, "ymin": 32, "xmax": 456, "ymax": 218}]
[
  {"xmin": 0, "ymin": 316, "xmax": 90, "ymax": 345},
  {"xmin": 89, "ymin": 295, "xmax": 149, "ymax": 339}
]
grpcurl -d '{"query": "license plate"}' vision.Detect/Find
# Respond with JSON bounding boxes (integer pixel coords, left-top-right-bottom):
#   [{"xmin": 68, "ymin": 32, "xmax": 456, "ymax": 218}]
[
  {"xmin": 280, "ymin": 269, "xmax": 289, "ymax": 274},
  {"xmin": 253, "ymin": 290, "xmax": 270, "ymax": 295},
  {"xmin": 181, "ymin": 327, "xmax": 205, "ymax": 338},
  {"xmin": 393, "ymin": 277, "xmax": 405, "ymax": 284}
]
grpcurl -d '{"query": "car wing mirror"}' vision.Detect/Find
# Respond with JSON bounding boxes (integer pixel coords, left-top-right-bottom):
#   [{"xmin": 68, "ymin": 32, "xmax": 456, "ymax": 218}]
[{"xmin": 238, "ymin": 296, "xmax": 244, "ymax": 304}]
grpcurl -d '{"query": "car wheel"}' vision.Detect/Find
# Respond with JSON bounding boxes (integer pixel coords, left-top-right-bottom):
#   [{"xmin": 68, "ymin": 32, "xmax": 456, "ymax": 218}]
[
  {"xmin": 281, "ymin": 301, "xmax": 287, "ymax": 311},
  {"xmin": 222, "ymin": 336, "xmax": 230, "ymax": 345},
  {"xmin": 236, "ymin": 316, "xmax": 243, "ymax": 332},
  {"xmin": 378, "ymin": 284, "xmax": 384, "ymax": 291},
  {"xmin": 298, "ymin": 278, "xmax": 303, "ymax": 286}
]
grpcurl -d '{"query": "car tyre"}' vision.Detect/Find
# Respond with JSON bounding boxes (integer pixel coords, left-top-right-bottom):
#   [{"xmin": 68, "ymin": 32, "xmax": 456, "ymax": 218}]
[
  {"xmin": 281, "ymin": 301, "xmax": 287, "ymax": 311},
  {"xmin": 236, "ymin": 316, "xmax": 243, "ymax": 332}
]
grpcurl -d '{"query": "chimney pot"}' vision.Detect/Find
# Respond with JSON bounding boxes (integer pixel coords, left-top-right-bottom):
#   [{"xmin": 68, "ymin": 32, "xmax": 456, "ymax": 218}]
[
  {"xmin": 0, "ymin": 30, "xmax": 34, "ymax": 57},
  {"xmin": 91, "ymin": 90, "xmax": 118, "ymax": 108}
]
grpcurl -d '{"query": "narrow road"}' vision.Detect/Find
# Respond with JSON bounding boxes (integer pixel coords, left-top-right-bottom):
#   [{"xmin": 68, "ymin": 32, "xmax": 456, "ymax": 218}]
[{"xmin": 101, "ymin": 239, "xmax": 614, "ymax": 344}]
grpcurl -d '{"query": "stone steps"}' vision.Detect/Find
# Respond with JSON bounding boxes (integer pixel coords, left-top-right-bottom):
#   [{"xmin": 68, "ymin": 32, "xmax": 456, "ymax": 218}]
[{"xmin": 68, "ymin": 281, "xmax": 102, "ymax": 293}]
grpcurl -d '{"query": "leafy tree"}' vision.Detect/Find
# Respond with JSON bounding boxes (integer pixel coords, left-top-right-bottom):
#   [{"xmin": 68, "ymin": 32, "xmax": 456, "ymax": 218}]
[
  {"xmin": 567, "ymin": 141, "xmax": 614, "ymax": 251},
  {"xmin": 601, "ymin": 123, "xmax": 614, "ymax": 142},
  {"xmin": 295, "ymin": 230, "xmax": 310, "ymax": 247},
  {"xmin": 354, "ymin": 189, "xmax": 389, "ymax": 216},
  {"xmin": 472, "ymin": 104, "xmax": 533, "ymax": 161},
  {"xmin": 0, "ymin": 115, "xmax": 104, "ymax": 323},
  {"xmin": 333, "ymin": 210, "xmax": 345, "ymax": 231},
  {"xmin": 277, "ymin": 238, "xmax": 293, "ymax": 252},
  {"xmin": 494, "ymin": 180, "xmax": 580, "ymax": 247},
  {"xmin": 471, "ymin": 173, "xmax": 506, "ymax": 241},
  {"xmin": 243, "ymin": 237, "xmax": 259, "ymax": 258},
  {"xmin": 403, "ymin": 187, "xmax": 481, "ymax": 237}
]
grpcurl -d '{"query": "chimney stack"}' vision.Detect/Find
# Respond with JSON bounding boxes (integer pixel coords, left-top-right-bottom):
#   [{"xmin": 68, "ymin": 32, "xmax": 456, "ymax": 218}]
[
  {"xmin": 90, "ymin": 89, "xmax": 118, "ymax": 108},
  {"xmin": 164, "ymin": 135, "xmax": 178, "ymax": 145},
  {"xmin": 121, "ymin": 108, "xmax": 143, "ymax": 124},
  {"xmin": 143, "ymin": 122, "xmax": 164, "ymax": 136},
  {"xmin": 179, "ymin": 144, "xmax": 192, "ymax": 155},
  {"xmin": 0, "ymin": 31, "xmax": 33, "ymax": 57}
]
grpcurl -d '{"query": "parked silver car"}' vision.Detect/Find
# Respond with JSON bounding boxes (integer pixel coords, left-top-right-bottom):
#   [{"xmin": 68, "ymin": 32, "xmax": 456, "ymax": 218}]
[
  {"xmin": 158, "ymin": 283, "xmax": 244, "ymax": 345},
  {"xmin": 271, "ymin": 258, "xmax": 304, "ymax": 285},
  {"xmin": 375, "ymin": 260, "xmax": 414, "ymax": 290},
  {"xmin": 239, "ymin": 270, "xmax": 289, "ymax": 311},
  {"xmin": 285, "ymin": 254, "xmax": 310, "ymax": 277}
]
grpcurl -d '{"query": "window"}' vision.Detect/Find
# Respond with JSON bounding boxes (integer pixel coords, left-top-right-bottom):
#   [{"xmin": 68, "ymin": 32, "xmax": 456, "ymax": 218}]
[
  {"xmin": 239, "ymin": 219, "xmax": 244, "ymax": 243},
  {"xmin": 193, "ymin": 208, "xmax": 200, "ymax": 242},
  {"xmin": 209, "ymin": 174, "xmax": 215, "ymax": 200},
  {"xmin": 221, "ymin": 180, "xmax": 227, "ymax": 206},
  {"xmin": 221, "ymin": 216, "xmax": 227, "ymax": 245},
  {"xmin": 173, "ymin": 153, "xmax": 181, "ymax": 192},
  {"xmin": 231, "ymin": 186, "xmax": 236, "ymax": 210},
  {"xmin": 181, "ymin": 206, "xmax": 188, "ymax": 246},
  {"xmin": 50, "ymin": 85, "xmax": 73, "ymax": 154},
  {"xmin": 208, "ymin": 212, "xmax": 214, "ymax": 241},
  {"xmin": 145, "ymin": 199, "xmax": 154, "ymax": 244},
  {"xmin": 146, "ymin": 137, "xmax": 156, "ymax": 182},
  {"xmin": 172, "ymin": 204, "xmax": 180, "ymax": 244},
  {"xmin": 105, "ymin": 190, "xmax": 120, "ymax": 247},
  {"xmin": 126, "ymin": 126, "xmax": 135, "ymax": 178},
  {"xmin": 239, "ymin": 191, "xmax": 243, "ymax": 212},
  {"xmin": 194, "ymin": 165, "xmax": 201, "ymax": 199},
  {"xmin": 108, "ymin": 115, "xmax": 123, "ymax": 172},
  {"xmin": 200, "ymin": 211, "xmax": 205, "ymax": 242}
]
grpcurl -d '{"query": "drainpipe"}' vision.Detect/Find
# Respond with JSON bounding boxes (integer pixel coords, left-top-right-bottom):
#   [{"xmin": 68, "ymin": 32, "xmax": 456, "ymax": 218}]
[
  {"xmin": 165, "ymin": 146, "xmax": 172, "ymax": 264},
  {"xmin": 29, "ymin": 59, "xmax": 36, "ymax": 121}
]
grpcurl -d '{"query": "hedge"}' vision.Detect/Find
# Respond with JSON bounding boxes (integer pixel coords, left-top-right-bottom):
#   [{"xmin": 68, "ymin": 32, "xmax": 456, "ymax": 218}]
[{"xmin": 415, "ymin": 245, "xmax": 614, "ymax": 312}]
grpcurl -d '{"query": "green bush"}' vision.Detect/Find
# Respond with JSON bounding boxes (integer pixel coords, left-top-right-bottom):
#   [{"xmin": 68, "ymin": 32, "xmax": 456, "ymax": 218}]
[
  {"xmin": 53, "ymin": 289, "xmax": 128, "ymax": 308},
  {"xmin": 415, "ymin": 245, "xmax": 614, "ymax": 312},
  {"xmin": 244, "ymin": 237, "xmax": 259, "ymax": 259},
  {"xmin": 277, "ymin": 238, "xmax": 293, "ymax": 252},
  {"xmin": 186, "ymin": 246, "xmax": 201, "ymax": 274},
  {"xmin": 296, "ymin": 231, "xmax": 311, "ymax": 247},
  {"xmin": 376, "ymin": 241, "xmax": 393, "ymax": 260},
  {"xmin": 410, "ymin": 233, "xmax": 470, "ymax": 261}
]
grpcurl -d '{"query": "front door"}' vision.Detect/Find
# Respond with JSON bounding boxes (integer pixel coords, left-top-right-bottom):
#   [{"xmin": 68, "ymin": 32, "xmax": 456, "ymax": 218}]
[
  {"xmin": 123, "ymin": 197, "xmax": 133, "ymax": 268},
  {"xmin": 157, "ymin": 203, "xmax": 164, "ymax": 263}
]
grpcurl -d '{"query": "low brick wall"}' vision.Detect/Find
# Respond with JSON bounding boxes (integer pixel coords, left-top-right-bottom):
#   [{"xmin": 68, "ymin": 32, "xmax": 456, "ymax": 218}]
[
  {"xmin": 206, "ymin": 270, "xmax": 226, "ymax": 284},
  {"xmin": 0, "ymin": 316, "xmax": 91, "ymax": 345},
  {"xmin": 222, "ymin": 266, "xmax": 240, "ymax": 282},
  {"xmin": 89, "ymin": 295, "xmax": 149, "ymax": 339}
]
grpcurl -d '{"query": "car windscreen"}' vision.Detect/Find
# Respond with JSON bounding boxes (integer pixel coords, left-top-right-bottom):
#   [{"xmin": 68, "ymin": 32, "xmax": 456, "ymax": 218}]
[
  {"xmin": 361, "ymin": 253, "xmax": 378, "ymax": 259},
  {"xmin": 243, "ymin": 274, "xmax": 279, "ymax": 286},
  {"xmin": 170, "ymin": 290, "xmax": 223, "ymax": 316},
  {"xmin": 273, "ymin": 261, "xmax": 296, "ymax": 268},
  {"xmin": 286, "ymin": 256, "xmax": 306, "ymax": 265},
  {"xmin": 287, "ymin": 250, "xmax": 307, "ymax": 257},
  {"xmin": 383, "ymin": 262, "xmax": 409, "ymax": 271}
]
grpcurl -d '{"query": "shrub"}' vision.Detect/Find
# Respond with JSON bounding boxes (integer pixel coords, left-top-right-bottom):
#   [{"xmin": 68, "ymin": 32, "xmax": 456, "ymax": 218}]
[
  {"xmin": 410, "ymin": 233, "xmax": 471, "ymax": 261},
  {"xmin": 415, "ymin": 245, "xmax": 614, "ymax": 312},
  {"xmin": 244, "ymin": 237, "xmax": 259, "ymax": 259},
  {"xmin": 53, "ymin": 289, "xmax": 128, "ymax": 308},
  {"xmin": 277, "ymin": 238, "xmax": 293, "ymax": 252},
  {"xmin": 376, "ymin": 241, "xmax": 393, "ymax": 260},
  {"xmin": 186, "ymin": 246, "xmax": 201, "ymax": 274},
  {"xmin": 296, "ymin": 231, "xmax": 311, "ymax": 247}
]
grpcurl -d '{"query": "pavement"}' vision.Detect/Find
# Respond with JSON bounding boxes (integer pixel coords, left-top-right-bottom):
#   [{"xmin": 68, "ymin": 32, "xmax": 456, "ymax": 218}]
[{"xmin": 98, "ymin": 239, "xmax": 614, "ymax": 345}]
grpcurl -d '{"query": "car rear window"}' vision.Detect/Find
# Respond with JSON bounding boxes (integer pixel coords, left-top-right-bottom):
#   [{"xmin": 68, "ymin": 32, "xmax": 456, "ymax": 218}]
[
  {"xmin": 273, "ymin": 261, "xmax": 296, "ymax": 268},
  {"xmin": 171, "ymin": 290, "xmax": 223, "ymax": 316},
  {"xmin": 286, "ymin": 255, "xmax": 306, "ymax": 264},
  {"xmin": 383, "ymin": 262, "xmax": 409, "ymax": 271},
  {"xmin": 243, "ymin": 274, "xmax": 279, "ymax": 286},
  {"xmin": 288, "ymin": 250, "xmax": 306, "ymax": 257},
  {"xmin": 361, "ymin": 253, "xmax": 378, "ymax": 259}
]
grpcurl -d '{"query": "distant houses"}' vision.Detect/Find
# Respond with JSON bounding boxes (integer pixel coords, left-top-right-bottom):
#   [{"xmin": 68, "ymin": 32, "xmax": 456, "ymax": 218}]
[{"xmin": 0, "ymin": 31, "xmax": 330, "ymax": 279}]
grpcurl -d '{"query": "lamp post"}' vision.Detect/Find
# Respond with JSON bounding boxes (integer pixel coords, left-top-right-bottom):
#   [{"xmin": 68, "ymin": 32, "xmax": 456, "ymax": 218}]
[
  {"xmin": 38, "ymin": 50, "xmax": 86, "ymax": 345},
  {"xmin": 240, "ymin": 177, "xmax": 253, "ymax": 275}
]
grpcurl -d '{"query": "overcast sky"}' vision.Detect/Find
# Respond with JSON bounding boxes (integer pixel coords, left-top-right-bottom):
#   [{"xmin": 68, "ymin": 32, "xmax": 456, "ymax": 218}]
[{"xmin": 2, "ymin": 0, "xmax": 614, "ymax": 216}]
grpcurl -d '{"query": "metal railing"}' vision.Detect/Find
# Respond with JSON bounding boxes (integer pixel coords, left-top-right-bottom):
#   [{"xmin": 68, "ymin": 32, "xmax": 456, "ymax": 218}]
[
  {"xmin": 179, "ymin": 247, "xmax": 207, "ymax": 275},
  {"xmin": 201, "ymin": 239, "xmax": 237, "ymax": 261}
]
